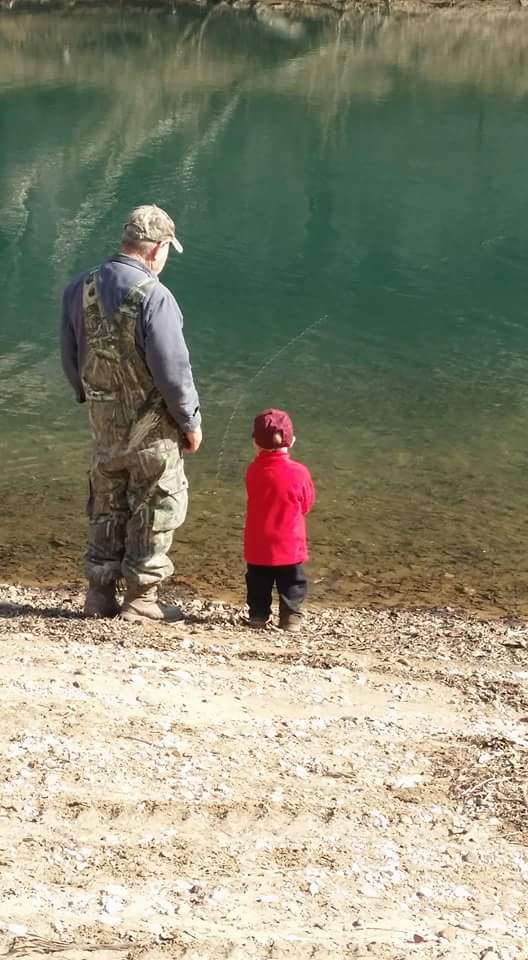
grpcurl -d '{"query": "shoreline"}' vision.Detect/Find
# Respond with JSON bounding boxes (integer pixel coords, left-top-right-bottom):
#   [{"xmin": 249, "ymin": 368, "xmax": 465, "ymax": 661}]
[
  {"xmin": 0, "ymin": 0, "xmax": 526, "ymax": 18},
  {"xmin": 1, "ymin": 576, "xmax": 527, "ymax": 631},
  {"xmin": 4, "ymin": 564, "xmax": 528, "ymax": 621}
]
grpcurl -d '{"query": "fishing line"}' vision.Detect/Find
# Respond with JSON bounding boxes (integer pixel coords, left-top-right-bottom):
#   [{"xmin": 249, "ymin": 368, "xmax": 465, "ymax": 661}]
[{"xmin": 215, "ymin": 314, "xmax": 328, "ymax": 484}]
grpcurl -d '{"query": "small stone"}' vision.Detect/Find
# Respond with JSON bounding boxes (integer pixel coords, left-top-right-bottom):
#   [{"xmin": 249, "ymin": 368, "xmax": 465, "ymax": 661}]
[
  {"xmin": 174, "ymin": 669, "xmax": 193, "ymax": 683},
  {"xmin": 462, "ymin": 851, "xmax": 477, "ymax": 864},
  {"xmin": 358, "ymin": 882, "xmax": 379, "ymax": 898},
  {"xmin": 370, "ymin": 809, "xmax": 389, "ymax": 829},
  {"xmin": 480, "ymin": 917, "xmax": 508, "ymax": 933},
  {"xmin": 416, "ymin": 885, "xmax": 434, "ymax": 899}
]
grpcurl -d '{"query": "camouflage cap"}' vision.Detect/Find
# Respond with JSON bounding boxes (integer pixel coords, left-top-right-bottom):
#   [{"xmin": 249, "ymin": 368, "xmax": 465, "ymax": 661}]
[{"xmin": 122, "ymin": 204, "xmax": 183, "ymax": 253}]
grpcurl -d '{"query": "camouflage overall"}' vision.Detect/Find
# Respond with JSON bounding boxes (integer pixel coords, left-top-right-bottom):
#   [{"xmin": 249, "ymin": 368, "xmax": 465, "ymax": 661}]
[{"xmin": 81, "ymin": 272, "xmax": 188, "ymax": 588}]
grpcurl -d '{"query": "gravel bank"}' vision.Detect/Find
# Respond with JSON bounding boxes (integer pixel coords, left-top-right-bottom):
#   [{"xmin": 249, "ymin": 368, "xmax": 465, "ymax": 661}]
[{"xmin": 1, "ymin": 582, "xmax": 528, "ymax": 959}]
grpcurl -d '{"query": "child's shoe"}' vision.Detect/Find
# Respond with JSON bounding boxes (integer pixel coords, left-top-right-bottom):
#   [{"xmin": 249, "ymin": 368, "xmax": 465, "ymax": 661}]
[
  {"xmin": 247, "ymin": 615, "xmax": 269, "ymax": 629},
  {"xmin": 279, "ymin": 611, "xmax": 302, "ymax": 632}
]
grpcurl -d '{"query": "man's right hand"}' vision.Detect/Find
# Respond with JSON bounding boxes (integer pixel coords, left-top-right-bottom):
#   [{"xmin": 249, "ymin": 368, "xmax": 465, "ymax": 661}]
[{"xmin": 183, "ymin": 426, "xmax": 202, "ymax": 454}]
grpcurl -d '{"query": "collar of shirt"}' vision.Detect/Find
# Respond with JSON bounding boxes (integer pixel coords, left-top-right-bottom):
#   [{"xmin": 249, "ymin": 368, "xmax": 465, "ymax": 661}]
[
  {"xmin": 109, "ymin": 253, "xmax": 157, "ymax": 279},
  {"xmin": 257, "ymin": 449, "xmax": 290, "ymax": 460}
]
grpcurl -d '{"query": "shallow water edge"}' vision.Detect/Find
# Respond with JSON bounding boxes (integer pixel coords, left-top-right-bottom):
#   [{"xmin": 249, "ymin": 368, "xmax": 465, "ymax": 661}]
[{"xmin": 1, "ymin": 0, "xmax": 525, "ymax": 19}]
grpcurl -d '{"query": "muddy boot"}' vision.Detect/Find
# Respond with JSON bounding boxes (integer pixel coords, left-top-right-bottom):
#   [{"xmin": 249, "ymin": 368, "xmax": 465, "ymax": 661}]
[
  {"xmin": 84, "ymin": 583, "xmax": 120, "ymax": 619},
  {"xmin": 120, "ymin": 585, "xmax": 183, "ymax": 624},
  {"xmin": 278, "ymin": 609, "xmax": 303, "ymax": 633}
]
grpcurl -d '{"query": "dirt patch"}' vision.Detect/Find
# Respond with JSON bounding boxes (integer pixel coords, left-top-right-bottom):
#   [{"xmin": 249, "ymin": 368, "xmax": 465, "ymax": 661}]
[
  {"xmin": 1, "ymin": 583, "xmax": 528, "ymax": 958},
  {"xmin": 432, "ymin": 734, "xmax": 528, "ymax": 843}
]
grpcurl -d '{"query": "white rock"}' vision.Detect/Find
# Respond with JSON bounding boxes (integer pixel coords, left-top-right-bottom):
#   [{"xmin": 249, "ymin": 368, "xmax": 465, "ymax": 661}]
[
  {"xmin": 101, "ymin": 884, "xmax": 127, "ymax": 900},
  {"xmin": 358, "ymin": 882, "xmax": 379, "ymax": 897},
  {"xmin": 451, "ymin": 884, "xmax": 472, "ymax": 900},
  {"xmin": 99, "ymin": 912, "xmax": 120, "ymax": 925},
  {"xmin": 295, "ymin": 766, "xmax": 309, "ymax": 780},
  {"xmin": 174, "ymin": 670, "xmax": 193, "ymax": 683},
  {"xmin": 210, "ymin": 887, "xmax": 228, "ymax": 903},
  {"xmin": 101, "ymin": 898, "xmax": 124, "ymax": 915},
  {"xmin": 370, "ymin": 810, "xmax": 389, "ymax": 829},
  {"xmin": 263, "ymin": 725, "xmax": 278, "ymax": 739},
  {"xmin": 417, "ymin": 885, "xmax": 434, "ymax": 899},
  {"xmin": 255, "ymin": 838, "xmax": 272, "ymax": 850},
  {"xmin": 392, "ymin": 774, "xmax": 423, "ymax": 789},
  {"xmin": 480, "ymin": 917, "xmax": 509, "ymax": 932}
]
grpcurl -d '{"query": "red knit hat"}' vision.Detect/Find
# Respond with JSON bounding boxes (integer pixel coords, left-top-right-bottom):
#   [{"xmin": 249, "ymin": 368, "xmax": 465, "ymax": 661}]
[{"xmin": 252, "ymin": 409, "xmax": 294, "ymax": 449}]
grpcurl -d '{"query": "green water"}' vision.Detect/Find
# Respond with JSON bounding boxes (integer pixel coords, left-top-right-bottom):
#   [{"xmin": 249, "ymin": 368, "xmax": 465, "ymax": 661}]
[{"xmin": 1, "ymin": 10, "xmax": 528, "ymax": 612}]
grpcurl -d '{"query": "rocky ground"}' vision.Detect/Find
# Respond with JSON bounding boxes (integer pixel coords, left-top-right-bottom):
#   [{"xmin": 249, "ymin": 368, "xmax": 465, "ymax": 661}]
[{"xmin": 1, "ymin": 582, "xmax": 528, "ymax": 959}]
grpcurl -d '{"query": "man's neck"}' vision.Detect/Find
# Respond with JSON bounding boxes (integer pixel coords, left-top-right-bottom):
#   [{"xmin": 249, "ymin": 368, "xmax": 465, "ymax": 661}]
[{"xmin": 120, "ymin": 248, "xmax": 148, "ymax": 268}]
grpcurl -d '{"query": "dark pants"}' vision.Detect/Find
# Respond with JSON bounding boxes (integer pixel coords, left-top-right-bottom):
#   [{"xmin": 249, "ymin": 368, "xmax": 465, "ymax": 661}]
[{"xmin": 246, "ymin": 563, "xmax": 307, "ymax": 620}]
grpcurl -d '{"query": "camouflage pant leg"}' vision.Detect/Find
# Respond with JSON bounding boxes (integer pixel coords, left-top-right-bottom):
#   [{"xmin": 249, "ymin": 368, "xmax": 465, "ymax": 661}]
[
  {"xmin": 84, "ymin": 458, "xmax": 129, "ymax": 587},
  {"xmin": 122, "ymin": 441, "xmax": 188, "ymax": 588}
]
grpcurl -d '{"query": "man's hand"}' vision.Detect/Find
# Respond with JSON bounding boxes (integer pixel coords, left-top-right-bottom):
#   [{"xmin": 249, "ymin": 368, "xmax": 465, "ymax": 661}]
[{"xmin": 183, "ymin": 426, "xmax": 202, "ymax": 454}]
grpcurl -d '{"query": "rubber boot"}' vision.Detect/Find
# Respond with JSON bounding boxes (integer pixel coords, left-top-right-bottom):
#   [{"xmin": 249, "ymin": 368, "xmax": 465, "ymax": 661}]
[
  {"xmin": 84, "ymin": 583, "xmax": 120, "ymax": 619},
  {"xmin": 120, "ymin": 585, "xmax": 183, "ymax": 624}
]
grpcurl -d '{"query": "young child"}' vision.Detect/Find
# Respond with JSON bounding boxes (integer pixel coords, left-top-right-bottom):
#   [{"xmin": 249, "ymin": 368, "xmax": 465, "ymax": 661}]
[{"xmin": 244, "ymin": 408, "xmax": 316, "ymax": 631}]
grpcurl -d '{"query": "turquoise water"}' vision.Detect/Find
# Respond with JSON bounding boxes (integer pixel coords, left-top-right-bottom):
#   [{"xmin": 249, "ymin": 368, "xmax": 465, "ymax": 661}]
[{"xmin": 1, "ymin": 10, "xmax": 528, "ymax": 612}]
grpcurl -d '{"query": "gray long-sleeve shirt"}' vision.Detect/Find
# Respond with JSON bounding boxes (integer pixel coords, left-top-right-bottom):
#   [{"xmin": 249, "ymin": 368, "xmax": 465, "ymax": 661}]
[{"xmin": 61, "ymin": 254, "xmax": 201, "ymax": 434}]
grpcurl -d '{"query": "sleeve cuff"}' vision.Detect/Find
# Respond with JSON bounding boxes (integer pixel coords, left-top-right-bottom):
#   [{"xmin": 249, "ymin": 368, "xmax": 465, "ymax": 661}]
[{"xmin": 178, "ymin": 409, "xmax": 201, "ymax": 433}]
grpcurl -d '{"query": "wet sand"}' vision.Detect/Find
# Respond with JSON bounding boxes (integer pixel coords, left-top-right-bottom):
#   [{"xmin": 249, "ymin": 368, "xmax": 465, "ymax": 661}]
[{"xmin": 3, "ymin": 488, "xmax": 528, "ymax": 620}]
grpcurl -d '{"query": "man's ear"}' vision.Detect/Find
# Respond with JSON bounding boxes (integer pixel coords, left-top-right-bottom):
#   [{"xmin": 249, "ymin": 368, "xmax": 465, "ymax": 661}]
[{"xmin": 149, "ymin": 241, "xmax": 163, "ymax": 260}]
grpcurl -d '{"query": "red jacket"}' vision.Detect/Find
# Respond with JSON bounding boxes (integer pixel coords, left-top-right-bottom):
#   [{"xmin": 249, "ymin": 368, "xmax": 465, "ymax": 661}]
[{"xmin": 244, "ymin": 450, "xmax": 316, "ymax": 566}]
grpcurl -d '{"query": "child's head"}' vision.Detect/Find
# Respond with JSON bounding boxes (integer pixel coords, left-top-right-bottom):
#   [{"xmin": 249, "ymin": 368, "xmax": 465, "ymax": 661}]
[{"xmin": 252, "ymin": 408, "xmax": 294, "ymax": 451}]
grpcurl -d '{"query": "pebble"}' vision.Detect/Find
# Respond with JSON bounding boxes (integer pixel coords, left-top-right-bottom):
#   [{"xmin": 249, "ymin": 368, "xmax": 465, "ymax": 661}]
[
  {"xmin": 370, "ymin": 810, "xmax": 389, "ymax": 829},
  {"xmin": 462, "ymin": 850, "xmax": 478, "ymax": 864},
  {"xmin": 480, "ymin": 916, "xmax": 508, "ymax": 933},
  {"xmin": 358, "ymin": 882, "xmax": 379, "ymax": 898},
  {"xmin": 392, "ymin": 773, "xmax": 423, "ymax": 789},
  {"xmin": 416, "ymin": 885, "xmax": 434, "ymax": 899}
]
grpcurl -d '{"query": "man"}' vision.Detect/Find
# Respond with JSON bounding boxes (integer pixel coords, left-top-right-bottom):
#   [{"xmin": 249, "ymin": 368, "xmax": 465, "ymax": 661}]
[{"xmin": 61, "ymin": 204, "xmax": 202, "ymax": 623}]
